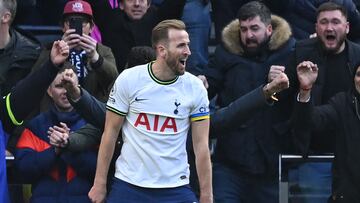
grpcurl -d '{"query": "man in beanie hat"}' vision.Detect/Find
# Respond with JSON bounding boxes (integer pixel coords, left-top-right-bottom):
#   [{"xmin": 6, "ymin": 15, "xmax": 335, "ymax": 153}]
[{"xmin": 31, "ymin": 0, "xmax": 118, "ymax": 103}]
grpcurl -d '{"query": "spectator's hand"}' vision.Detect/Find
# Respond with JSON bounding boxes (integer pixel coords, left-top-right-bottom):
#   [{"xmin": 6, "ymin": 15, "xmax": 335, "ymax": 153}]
[
  {"xmin": 266, "ymin": 72, "xmax": 289, "ymax": 95},
  {"xmin": 197, "ymin": 75, "xmax": 209, "ymax": 89},
  {"xmin": 51, "ymin": 40, "xmax": 69, "ymax": 66},
  {"xmin": 61, "ymin": 69, "xmax": 81, "ymax": 101},
  {"xmin": 89, "ymin": 184, "xmax": 107, "ymax": 203},
  {"xmin": 79, "ymin": 34, "xmax": 99, "ymax": 63},
  {"xmin": 268, "ymin": 65, "xmax": 285, "ymax": 82},
  {"xmin": 297, "ymin": 61, "xmax": 318, "ymax": 90},
  {"xmin": 48, "ymin": 122, "xmax": 70, "ymax": 148},
  {"xmin": 62, "ymin": 29, "xmax": 81, "ymax": 50}
]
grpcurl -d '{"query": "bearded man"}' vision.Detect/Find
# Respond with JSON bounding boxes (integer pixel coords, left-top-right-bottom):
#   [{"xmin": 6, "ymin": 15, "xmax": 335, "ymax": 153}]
[
  {"xmin": 285, "ymin": 2, "xmax": 360, "ymax": 203},
  {"xmin": 200, "ymin": 1, "xmax": 295, "ymax": 202}
]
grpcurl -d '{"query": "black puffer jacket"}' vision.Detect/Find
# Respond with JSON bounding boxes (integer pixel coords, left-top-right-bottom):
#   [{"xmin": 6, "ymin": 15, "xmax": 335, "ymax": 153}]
[{"xmin": 205, "ymin": 15, "xmax": 296, "ymax": 176}]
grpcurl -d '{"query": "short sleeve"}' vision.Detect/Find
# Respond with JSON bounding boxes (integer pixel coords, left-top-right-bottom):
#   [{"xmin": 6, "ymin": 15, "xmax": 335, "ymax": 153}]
[
  {"xmin": 106, "ymin": 70, "xmax": 130, "ymax": 116},
  {"xmin": 190, "ymin": 79, "xmax": 210, "ymax": 122}
]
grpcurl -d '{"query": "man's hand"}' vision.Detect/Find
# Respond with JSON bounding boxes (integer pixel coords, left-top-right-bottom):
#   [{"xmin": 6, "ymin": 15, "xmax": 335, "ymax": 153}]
[
  {"xmin": 61, "ymin": 69, "xmax": 81, "ymax": 101},
  {"xmin": 268, "ymin": 65, "xmax": 285, "ymax": 82},
  {"xmin": 88, "ymin": 184, "xmax": 107, "ymax": 203},
  {"xmin": 263, "ymin": 71, "xmax": 289, "ymax": 100},
  {"xmin": 48, "ymin": 122, "xmax": 70, "ymax": 148},
  {"xmin": 62, "ymin": 29, "xmax": 81, "ymax": 50},
  {"xmin": 79, "ymin": 34, "xmax": 99, "ymax": 63},
  {"xmin": 197, "ymin": 75, "xmax": 209, "ymax": 89},
  {"xmin": 51, "ymin": 40, "xmax": 69, "ymax": 66},
  {"xmin": 296, "ymin": 61, "xmax": 318, "ymax": 90}
]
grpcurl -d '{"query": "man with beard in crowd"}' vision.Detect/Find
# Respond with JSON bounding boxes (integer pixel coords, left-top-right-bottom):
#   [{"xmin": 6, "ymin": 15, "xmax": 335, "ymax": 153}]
[
  {"xmin": 283, "ymin": 2, "xmax": 360, "ymax": 202},
  {"xmin": 199, "ymin": 1, "xmax": 295, "ymax": 202}
]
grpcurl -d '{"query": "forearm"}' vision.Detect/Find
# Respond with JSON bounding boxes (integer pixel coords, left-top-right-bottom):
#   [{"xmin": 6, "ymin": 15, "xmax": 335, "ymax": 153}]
[
  {"xmin": 194, "ymin": 144, "xmax": 213, "ymax": 202},
  {"xmin": 93, "ymin": 131, "xmax": 117, "ymax": 187},
  {"xmin": 70, "ymin": 89, "xmax": 106, "ymax": 129},
  {"xmin": 192, "ymin": 120, "xmax": 213, "ymax": 202},
  {"xmin": 67, "ymin": 124, "xmax": 102, "ymax": 152},
  {"xmin": 210, "ymin": 86, "xmax": 267, "ymax": 134},
  {"xmin": 1, "ymin": 61, "xmax": 58, "ymax": 132}
]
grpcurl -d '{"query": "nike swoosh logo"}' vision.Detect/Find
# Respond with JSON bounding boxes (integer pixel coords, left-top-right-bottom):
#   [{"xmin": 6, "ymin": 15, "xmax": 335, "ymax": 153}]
[{"xmin": 135, "ymin": 97, "xmax": 148, "ymax": 102}]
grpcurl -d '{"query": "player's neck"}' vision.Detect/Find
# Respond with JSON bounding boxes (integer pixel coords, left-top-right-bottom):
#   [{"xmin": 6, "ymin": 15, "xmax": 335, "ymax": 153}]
[{"xmin": 152, "ymin": 60, "xmax": 177, "ymax": 81}]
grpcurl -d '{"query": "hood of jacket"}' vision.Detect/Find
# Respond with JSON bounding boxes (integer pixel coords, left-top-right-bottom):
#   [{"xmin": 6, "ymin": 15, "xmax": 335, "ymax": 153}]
[{"xmin": 221, "ymin": 15, "xmax": 292, "ymax": 56}]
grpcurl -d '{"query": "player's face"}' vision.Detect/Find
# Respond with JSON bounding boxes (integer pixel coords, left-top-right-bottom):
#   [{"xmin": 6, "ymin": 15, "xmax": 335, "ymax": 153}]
[
  {"xmin": 316, "ymin": 10, "xmax": 349, "ymax": 54},
  {"xmin": 355, "ymin": 66, "xmax": 360, "ymax": 94},
  {"xmin": 47, "ymin": 74, "xmax": 73, "ymax": 112},
  {"xmin": 120, "ymin": 0, "xmax": 150, "ymax": 20},
  {"xmin": 165, "ymin": 29, "xmax": 191, "ymax": 76},
  {"xmin": 239, "ymin": 15, "xmax": 272, "ymax": 55}
]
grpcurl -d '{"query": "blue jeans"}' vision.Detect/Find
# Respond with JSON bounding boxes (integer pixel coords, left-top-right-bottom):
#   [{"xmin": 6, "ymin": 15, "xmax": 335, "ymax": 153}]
[
  {"xmin": 181, "ymin": 0, "xmax": 211, "ymax": 75},
  {"xmin": 213, "ymin": 162, "xmax": 278, "ymax": 203},
  {"xmin": 107, "ymin": 178, "xmax": 198, "ymax": 203}
]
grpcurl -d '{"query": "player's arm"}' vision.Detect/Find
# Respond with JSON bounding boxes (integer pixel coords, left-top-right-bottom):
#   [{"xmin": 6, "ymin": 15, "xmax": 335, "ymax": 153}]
[
  {"xmin": 192, "ymin": 119, "xmax": 213, "ymax": 203},
  {"xmin": 88, "ymin": 110, "xmax": 124, "ymax": 203}
]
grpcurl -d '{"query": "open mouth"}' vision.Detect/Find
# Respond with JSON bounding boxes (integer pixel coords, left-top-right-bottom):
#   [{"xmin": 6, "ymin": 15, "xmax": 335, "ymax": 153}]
[
  {"xmin": 179, "ymin": 59, "xmax": 186, "ymax": 66},
  {"xmin": 325, "ymin": 34, "xmax": 336, "ymax": 41}
]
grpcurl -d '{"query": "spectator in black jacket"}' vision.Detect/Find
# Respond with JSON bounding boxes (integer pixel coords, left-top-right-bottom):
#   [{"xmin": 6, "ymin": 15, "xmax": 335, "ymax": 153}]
[
  {"xmin": 0, "ymin": 0, "xmax": 41, "ymax": 96},
  {"xmin": 284, "ymin": 3, "xmax": 360, "ymax": 202},
  {"xmin": 0, "ymin": 40, "xmax": 69, "ymax": 203},
  {"xmin": 292, "ymin": 60, "xmax": 360, "ymax": 203}
]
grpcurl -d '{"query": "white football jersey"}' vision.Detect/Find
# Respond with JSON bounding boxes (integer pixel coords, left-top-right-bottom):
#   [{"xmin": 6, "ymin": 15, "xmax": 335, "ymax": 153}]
[{"xmin": 107, "ymin": 62, "xmax": 210, "ymax": 188}]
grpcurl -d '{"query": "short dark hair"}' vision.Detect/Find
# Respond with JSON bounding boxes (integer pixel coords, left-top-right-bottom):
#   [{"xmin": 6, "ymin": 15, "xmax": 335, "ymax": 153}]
[
  {"xmin": 126, "ymin": 46, "xmax": 156, "ymax": 68},
  {"xmin": 316, "ymin": 2, "xmax": 348, "ymax": 20},
  {"xmin": 0, "ymin": 0, "xmax": 17, "ymax": 23},
  {"xmin": 151, "ymin": 19, "xmax": 186, "ymax": 48},
  {"xmin": 237, "ymin": 1, "xmax": 271, "ymax": 25}
]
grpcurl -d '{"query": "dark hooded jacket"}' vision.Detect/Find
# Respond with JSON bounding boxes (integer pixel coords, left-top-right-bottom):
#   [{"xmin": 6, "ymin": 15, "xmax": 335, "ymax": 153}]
[
  {"xmin": 205, "ymin": 15, "xmax": 296, "ymax": 176},
  {"xmin": 292, "ymin": 67, "xmax": 360, "ymax": 202}
]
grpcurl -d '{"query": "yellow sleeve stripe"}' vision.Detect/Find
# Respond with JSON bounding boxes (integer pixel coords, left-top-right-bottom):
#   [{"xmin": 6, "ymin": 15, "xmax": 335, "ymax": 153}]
[
  {"xmin": 191, "ymin": 115, "xmax": 210, "ymax": 122},
  {"xmin": 5, "ymin": 93, "xmax": 23, "ymax": 126}
]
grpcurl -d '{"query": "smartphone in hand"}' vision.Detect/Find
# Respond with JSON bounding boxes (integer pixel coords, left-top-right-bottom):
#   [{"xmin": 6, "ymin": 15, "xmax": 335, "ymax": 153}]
[{"xmin": 69, "ymin": 18, "xmax": 83, "ymax": 36}]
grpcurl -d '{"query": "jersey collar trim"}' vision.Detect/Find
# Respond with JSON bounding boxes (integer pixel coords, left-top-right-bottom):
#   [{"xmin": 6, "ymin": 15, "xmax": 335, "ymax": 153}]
[{"xmin": 148, "ymin": 61, "xmax": 179, "ymax": 85}]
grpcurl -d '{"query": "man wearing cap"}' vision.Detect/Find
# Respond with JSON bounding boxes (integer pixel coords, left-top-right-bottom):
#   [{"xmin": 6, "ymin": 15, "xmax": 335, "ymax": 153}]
[{"xmin": 32, "ymin": 0, "xmax": 118, "ymax": 103}]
